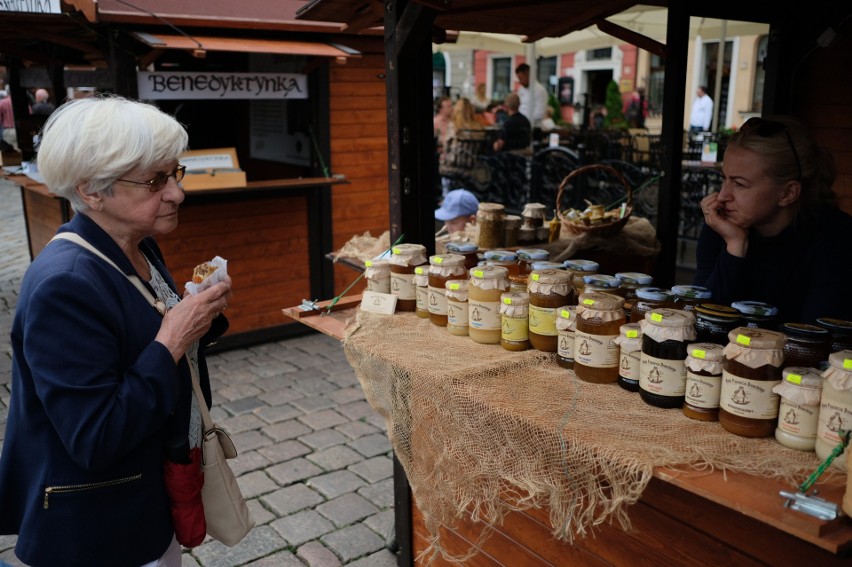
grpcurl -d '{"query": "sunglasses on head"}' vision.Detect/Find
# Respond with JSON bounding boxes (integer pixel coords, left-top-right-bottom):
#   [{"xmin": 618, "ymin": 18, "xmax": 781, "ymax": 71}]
[{"xmin": 742, "ymin": 117, "xmax": 802, "ymax": 181}]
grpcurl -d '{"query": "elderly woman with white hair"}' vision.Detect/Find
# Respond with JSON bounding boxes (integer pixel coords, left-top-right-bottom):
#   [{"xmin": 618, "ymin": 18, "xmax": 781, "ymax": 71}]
[{"xmin": 0, "ymin": 95, "xmax": 232, "ymax": 566}]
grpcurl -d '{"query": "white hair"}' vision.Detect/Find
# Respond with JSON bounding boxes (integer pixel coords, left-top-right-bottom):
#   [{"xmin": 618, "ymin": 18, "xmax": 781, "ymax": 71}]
[{"xmin": 36, "ymin": 95, "xmax": 188, "ymax": 212}]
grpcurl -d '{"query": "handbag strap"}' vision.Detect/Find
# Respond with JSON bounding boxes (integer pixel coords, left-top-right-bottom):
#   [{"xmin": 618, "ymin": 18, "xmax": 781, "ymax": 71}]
[{"xmin": 49, "ymin": 231, "xmax": 213, "ymax": 430}]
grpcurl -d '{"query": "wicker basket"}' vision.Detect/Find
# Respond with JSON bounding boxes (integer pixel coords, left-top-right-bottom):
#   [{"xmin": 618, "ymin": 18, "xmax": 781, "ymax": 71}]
[{"xmin": 556, "ymin": 163, "xmax": 633, "ymax": 237}]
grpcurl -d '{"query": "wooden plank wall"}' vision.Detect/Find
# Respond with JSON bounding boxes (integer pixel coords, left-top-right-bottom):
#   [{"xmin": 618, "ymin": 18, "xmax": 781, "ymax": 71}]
[{"xmin": 327, "ymin": 39, "xmax": 390, "ymax": 296}]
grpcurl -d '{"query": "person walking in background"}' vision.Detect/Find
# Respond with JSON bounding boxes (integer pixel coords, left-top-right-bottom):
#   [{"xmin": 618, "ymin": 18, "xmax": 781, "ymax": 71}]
[
  {"xmin": 689, "ymin": 86, "xmax": 713, "ymax": 134},
  {"xmin": 492, "ymin": 92, "xmax": 531, "ymax": 152},
  {"xmin": 31, "ymin": 88, "xmax": 56, "ymax": 116},
  {"xmin": 445, "ymin": 97, "xmax": 484, "ymax": 142},
  {"xmin": 433, "ymin": 96, "xmax": 453, "ymax": 154},
  {"xmin": 0, "ymin": 95, "xmax": 232, "ymax": 566},
  {"xmin": 515, "ymin": 63, "xmax": 548, "ymax": 129}
]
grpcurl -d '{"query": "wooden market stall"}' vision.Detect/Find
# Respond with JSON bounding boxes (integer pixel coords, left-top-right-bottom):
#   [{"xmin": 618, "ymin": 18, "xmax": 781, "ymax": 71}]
[{"xmin": 0, "ymin": 1, "xmax": 390, "ymax": 349}]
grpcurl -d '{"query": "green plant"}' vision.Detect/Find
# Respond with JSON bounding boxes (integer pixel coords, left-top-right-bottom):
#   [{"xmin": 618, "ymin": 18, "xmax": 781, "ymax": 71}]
[
  {"xmin": 604, "ymin": 80, "xmax": 627, "ymax": 129},
  {"xmin": 547, "ymin": 94, "xmax": 565, "ymax": 127}
]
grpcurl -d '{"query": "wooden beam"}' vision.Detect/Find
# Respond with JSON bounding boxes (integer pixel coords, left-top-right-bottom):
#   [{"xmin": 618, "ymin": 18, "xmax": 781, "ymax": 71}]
[
  {"xmin": 595, "ymin": 17, "xmax": 666, "ymax": 57},
  {"xmin": 522, "ymin": 0, "xmax": 636, "ymax": 42}
]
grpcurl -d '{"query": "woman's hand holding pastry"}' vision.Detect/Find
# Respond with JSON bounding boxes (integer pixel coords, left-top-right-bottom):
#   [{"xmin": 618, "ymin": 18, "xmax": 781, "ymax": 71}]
[{"xmin": 157, "ymin": 278, "xmax": 231, "ymax": 361}]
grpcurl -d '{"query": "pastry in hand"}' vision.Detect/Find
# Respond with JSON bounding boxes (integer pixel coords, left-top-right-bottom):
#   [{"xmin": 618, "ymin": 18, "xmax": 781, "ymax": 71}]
[{"xmin": 192, "ymin": 262, "xmax": 218, "ymax": 284}]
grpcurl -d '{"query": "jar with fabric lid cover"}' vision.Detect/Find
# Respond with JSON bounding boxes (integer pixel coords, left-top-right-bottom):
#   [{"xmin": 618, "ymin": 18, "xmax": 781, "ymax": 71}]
[
  {"xmin": 683, "ymin": 342, "xmax": 725, "ymax": 421},
  {"xmin": 484, "ymin": 249, "xmax": 520, "ymax": 276},
  {"xmin": 781, "ymin": 322, "xmax": 830, "ymax": 369},
  {"xmin": 816, "ymin": 350, "xmax": 852, "ymax": 470},
  {"xmin": 563, "ymin": 259, "xmax": 599, "ymax": 298},
  {"xmin": 413, "ymin": 265, "xmax": 430, "ymax": 318},
  {"xmin": 582, "ymin": 274, "xmax": 621, "ymax": 294},
  {"xmin": 630, "ymin": 287, "xmax": 674, "ymax": 325},
  {"xmin": 528, "ymin": 269, "xmax": 573, "ymax": 352},
  {"xmin": 501, "ymin": 292, "xmax": 531, "ymax": 351},
  {"xmin": 517, "ymin": 248, "xmax": 550, "ymax": 276},
  {"xmin": 521, "ymin": 202, "xmax": 547, "ymax": 228},
  {"xmin": 477, "ymin": 202, "xmax": 506, "ymax": 249},
  {"xmin": 694, "ymin": 303, "xmax": 742, "ymax": 345},
  {"xmin": 638, "ymin": 308, "xmax": 697, "ymax": 408},
  {"xmin": 428, "ymin": 254, "xmax": 466, "ymax": 327},
  {"xmin": 556, "ymin": 305, "xmax": 577, "ymax": 369},
  {"xmin": 773, "ymin": 367, "xmax": 823, "ymax": 451},
  {"xmin": 816, "ymin": 318, "xmax": 852, "ymax": 354},
  {"xmin": 468, "ymin": 265, "xmax": 510, "ymax": 344},
  {"xmin": 671, "ymin": 285, "xmax": 712, "ymax": 312},
  {"xmin": 390, "ymin": 243, "xmax": 428, "ymax": 312},
  {"xmin": 445, "ymin": 241, "xmax": 480, "ymax": 271},
  {"xmin": 445, "ymin": 279, "xmax": 469, "ymax": 336},
  {"xmin": 720, "ymin": 327, "xmax": 786, "ymax": 438},
  {"xmin": 574, "ymin": 292, "xmax": 625, "ymax": 383},
  {"xmin": 364, "ymin": 258, "xmax": 391, "ymax": 294},
  {"xmin": 614, "ymin": 272, "xmax": 653, "ymax": 320},
  {"xmin": 732, "ymin": 300, "xmax": 779, "ymax": 330},
  {"xmin": 613, "ymin": 323, "xmax": 643, "ymax": 392}
]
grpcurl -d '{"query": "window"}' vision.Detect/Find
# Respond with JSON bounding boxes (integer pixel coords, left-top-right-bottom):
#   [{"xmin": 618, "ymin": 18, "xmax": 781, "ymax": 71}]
[
  {"xmin": 647, "ymin": 54, "xmax": 665, "ymax": 114},
  {"xmin": 587, "ymin": 47, "xmax": 612, "ymax": 61},
  {"xmin": 491, "ymin": 57, "xmax": 512, "ymax": 101},
  {"xmin": 536, "ymin": 56, "xmax": 557, "ymax": 96},
  {"xmin": 751, "ymin": 35, "xmax": 768, "ymax": 113}
]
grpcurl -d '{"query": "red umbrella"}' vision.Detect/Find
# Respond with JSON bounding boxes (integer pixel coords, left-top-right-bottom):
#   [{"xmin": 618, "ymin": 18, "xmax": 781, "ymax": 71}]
[{"xmin": 163, "ymin": 446, "xmax": 206, "ymax": 547}]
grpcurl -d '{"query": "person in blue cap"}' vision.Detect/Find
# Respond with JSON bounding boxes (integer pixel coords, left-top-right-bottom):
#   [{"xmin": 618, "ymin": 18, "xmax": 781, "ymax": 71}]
[{"xmin": 435, "ymin": 188, "xmax": 479, "ymax": 235}]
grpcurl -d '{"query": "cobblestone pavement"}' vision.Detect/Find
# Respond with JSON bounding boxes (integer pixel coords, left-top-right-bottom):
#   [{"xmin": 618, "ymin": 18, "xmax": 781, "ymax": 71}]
[{"xmin": 0, "ymin": 178, "xmax": 397, "ymax": 567}]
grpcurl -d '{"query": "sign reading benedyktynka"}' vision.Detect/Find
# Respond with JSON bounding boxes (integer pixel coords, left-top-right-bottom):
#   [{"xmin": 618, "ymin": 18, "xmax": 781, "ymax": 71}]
[
  {"xmin": 137, "ymin": 72, "xmax": 308, "ymax": 100},
  {"xmin": 0, "ymin": 0, "xmax": 60, "ymax": 14}
]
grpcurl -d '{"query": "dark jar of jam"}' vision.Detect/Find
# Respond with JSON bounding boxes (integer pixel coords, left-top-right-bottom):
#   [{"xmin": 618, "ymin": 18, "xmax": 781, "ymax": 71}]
[
  {"xmin": 630, "ymin": 287, "xmax": 674, "ymax": 325},
  {"xmin": 781, "ymin": 322, "xmax": 830, "ymax": 369},
  {"xmin": 731, "ymin": 300, "xmax": 779, "ymax": 330},
  {"xmin": 670, "ymin": 285, "xmax": 712, "ymax": 312},
  {"xmin": 614, "ymin": 272, "xmax": 653, "ymax": 321},
  {"xmin": 719, "ymin": 327, "xmax": 786, "ymax": 438},
  {"xmin": 638, "ymin": 308, "xmax": 697, "ymax": 409},
  {"xmin": 694, "ymin": 303, "xmax": 741, "ymax": 346},
  {"xmin": 816, "ymin": 318, "xmax": 852, "ymax": 353},
  {"xmin": 556, "ymin": 305, "xmax": 577, "ymax": 369}
]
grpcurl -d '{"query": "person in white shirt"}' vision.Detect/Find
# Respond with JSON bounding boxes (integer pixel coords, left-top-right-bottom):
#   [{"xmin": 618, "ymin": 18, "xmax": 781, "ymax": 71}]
[
  {"xmin": 515, "ymin": 63, "xmax": 549, "ymax": 128},
  {"xmin": 689, "ymin": 86, "xmax": 714, "ymax": 134}
]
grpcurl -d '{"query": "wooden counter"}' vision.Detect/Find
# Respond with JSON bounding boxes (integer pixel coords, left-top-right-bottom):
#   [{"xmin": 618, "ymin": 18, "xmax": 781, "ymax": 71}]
[
  {"xmin": 8, "ymin": 174, "xmax": 347, "ymax": 349},
  {"xmin": 283, "ymin": 304, "xmax": 852, "ymax": 566}
]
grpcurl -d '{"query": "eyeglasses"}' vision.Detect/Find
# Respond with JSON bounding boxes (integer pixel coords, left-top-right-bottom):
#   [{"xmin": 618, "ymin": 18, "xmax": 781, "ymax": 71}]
[
  {"xmin": 115, "ymin": 164, "xmax": 186, "ymax": 192},
  {"xmin": 742, "ymin": 118, "xmax": 802, "ymax": 181}
]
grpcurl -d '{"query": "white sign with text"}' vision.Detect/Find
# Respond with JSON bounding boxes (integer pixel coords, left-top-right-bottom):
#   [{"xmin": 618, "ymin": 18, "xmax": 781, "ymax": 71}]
[
  {"xmin": 0, "ymin": 0, "xmax": 60, "ymax": 14},
  {"xmin": 137, "ymin": 72, "xmax": 308, "ymax": 100}
]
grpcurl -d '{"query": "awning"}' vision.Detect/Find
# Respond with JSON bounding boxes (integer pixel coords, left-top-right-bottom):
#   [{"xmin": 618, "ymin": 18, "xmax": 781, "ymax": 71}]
[{"xmin": 131, "ymin": 32, "xmax": 361, "ymax": 60}]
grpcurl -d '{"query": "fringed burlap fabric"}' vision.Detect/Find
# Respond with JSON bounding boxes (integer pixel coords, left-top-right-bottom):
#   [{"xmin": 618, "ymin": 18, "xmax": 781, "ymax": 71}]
[{"xmin": 343, "ymin": 311, "xmax": 830, "ymax": 564}]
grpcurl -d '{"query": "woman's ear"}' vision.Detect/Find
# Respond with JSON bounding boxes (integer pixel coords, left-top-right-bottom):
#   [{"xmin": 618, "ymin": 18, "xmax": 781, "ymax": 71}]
[
  {"xmin": 778, "ymin": 180, "xmax": 801, "ymax": 207},
  {"xmin": 76, "ymin": 182, "xmax": 103, "ymax": 211}
]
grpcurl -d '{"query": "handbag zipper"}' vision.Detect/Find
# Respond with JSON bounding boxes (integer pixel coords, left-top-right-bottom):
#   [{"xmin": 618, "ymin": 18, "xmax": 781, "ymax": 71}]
[{"xmin": 43, "ymin": 473, "xmax": 142, "ymax": 509}]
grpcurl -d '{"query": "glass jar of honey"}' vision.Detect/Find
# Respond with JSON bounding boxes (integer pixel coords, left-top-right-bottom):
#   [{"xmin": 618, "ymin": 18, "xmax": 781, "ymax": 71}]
[
  {"xmin": 528, "ymin": 268, "xmax": 573, "ymax": 352},
  {"xmin": 731, "ymin": 300, "xmax": 779, "ymax": 330},
  {"xmin": 720, "ymin": 327, "xmax": 786, "ymax": 438},
  {"xmin": 582, "ymin": 274, "xmax": 621, "ymax": 294},
  {"xmin": 574, "ymin": 292, "xmax": 625, "ymax": 383},
  {"xmin": 781, "ymin": 322, "xmax": 831, "ymax": 369},
  {"xmin": 477, "ymin": 202, "xmax": 506, "ymax": 249},
  {"xmin": 501, "ymin": 292, "xmax": 531, "ymax": 351},
  {"xmin": 614, "ymin": 272, "xmax": 653, "ymax": 321},
  {"xmin": 468, "ymin": 265, "xmax": 510, "ymax": 344},
  {"xmin": 389, "ymin": 243, "xmax": 428, "ymax": 312},
  {"xmin": 773, "ymin": 367, "xmax": 823, "ymax": 451},
  {"xmin": 556, "ymin": 305, "xmax": 577, "ymax": 369},
  {"xmin": 484, "ymin": 250, "xmax": 520, "ymax": 276},
  {"xmin": 364, "ymin": 258, "xmax": 391, "ymax": 294},
  {"xmin": 521, "ymin": 202, "xmax": 547, "ymax": 229},
  {"xmin": 428, "ymin": 254, "xmax": 466, "ymax": 327},
  {"xmin": 413, "ymin": 265, "xmax": 430, "ymax": 319},
  {"xmin": 531, "ymin": 261, "xmax": 565, "ymax": 272},
  {"xmin": 563, "ymin": 259, "xmax": 599, "ymax": 298},
  {"xmin": 445, "ymin": 241, "xmax": 480, "ymax": 271},
  {"xmin": 816, "ymin": 318, "xmax": 852, "ymax": 353},
  {"xmin": 683, "ymin": 342, "xmax": 725, "ymax": 421},
  {"xmin": 638, "ymin": 308, "xmax": 697, "ymax": 409},
  {"xmin": 613, "ymin": 323, "xmax": 643, "ymax": 392},
  {"xmin": 508, "ymin": 274, "xmax": 528, "ymax": 294},
  {"xmin": 504, "ymin": 215, "xmax": 522, "ymax": 247},
  {"xmin": 446, "ymin": 279, "xmax": 469, "ymax": 336},
  {"xmin": 670, "ymin": 285, "xmax": 712, "ymax": 312},
  {"xmin": 816, "ymin": 350, "xmax": 852, "ymax": 470},
  {"xmin": 694, "ymin": 303, "xmax": 742, "ymax": 345},
  {"xmin": 630, "ymin": 287, "xmax": 675, "ymax": 324},
  {"xmin": 517, "ymin": 249, "xmax": 550, "ymax": 276}
]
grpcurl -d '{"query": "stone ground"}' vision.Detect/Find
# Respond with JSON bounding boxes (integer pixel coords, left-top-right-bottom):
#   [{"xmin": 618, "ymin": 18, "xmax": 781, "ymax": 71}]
[{"xmin": 0, "ymin": 177, "xmax": 397, "ymax": 567}]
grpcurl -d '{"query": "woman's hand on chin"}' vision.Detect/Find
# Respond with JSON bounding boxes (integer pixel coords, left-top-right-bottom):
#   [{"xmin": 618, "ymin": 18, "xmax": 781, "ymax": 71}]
[{"xmin": 701, "ymin": 192, "xmax": 748, "ymax": 258}]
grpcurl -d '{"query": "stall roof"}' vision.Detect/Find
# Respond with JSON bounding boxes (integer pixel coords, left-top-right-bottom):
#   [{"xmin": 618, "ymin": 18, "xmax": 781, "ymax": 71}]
[{"xmin": 131, "ymin": 32, "xmax": 361, "ymax": 60}]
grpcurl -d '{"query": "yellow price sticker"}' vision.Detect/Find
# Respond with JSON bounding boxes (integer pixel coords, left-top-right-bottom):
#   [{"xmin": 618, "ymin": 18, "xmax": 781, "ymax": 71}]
[
  {"xmin": 583, "ymin": 299, "xmax": 596, "ymax": 306},
  {"xmin": 503, "ymin": 297, "xmax": 513, "ymax": 305},
  {"xmin": 415, "ymin": 266, "xmax": 426, "ymax": 274},
  {"xmin": 473, "ymin": 269, "xmax": 484, "ymax": 278},
  {"xmin": 650, "ymin": 312, "xmax": 663, "ymax": 323},
  {"xmin": 449, "ymin": 282, "xmax": 460, "ymax": 290},
  {"xmin": 787, "ymin": 373, "xmax": 802, "ymax": 384},
  {"xmin": 626, "ymin": 330, "xmax": 638, "ymax": 338},
  {"xmin": 845, "ymin": 359, "xmax": 852, "ymax": 370},
  {"xmin": 693, "ymin": 349, "xmax": 706, "ymax": 359},
  {"xmin": 434, "ymin": 256, "xmax": 444, "ymax": 264},
  {"xmin": 532, "ymin": 274, "xmax": 540, "ymax": 282},
  {"xmin": 392, "ymin": 247, "xmax": 401, "ymax": 254},
  {"xmin": 736, "ymin": 334, "xmax": 751, "ymax": 346},
  {"xmin": 364, "ymin": 260, "xmax": 374, "ymax": 267},
  {"xmin": 561, "ymin": 309, "xmax": 571, "ymax": 318}
]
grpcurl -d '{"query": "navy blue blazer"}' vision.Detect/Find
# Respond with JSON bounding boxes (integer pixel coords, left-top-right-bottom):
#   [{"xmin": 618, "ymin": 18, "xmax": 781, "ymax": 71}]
[{"xmin": 0, "ymin": 213, "xmax": 228, "ymax": 566}]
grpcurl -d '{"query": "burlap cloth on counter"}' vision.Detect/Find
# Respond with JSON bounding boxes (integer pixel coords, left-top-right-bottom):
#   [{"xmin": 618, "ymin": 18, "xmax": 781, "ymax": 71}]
[{"xmin": 342, "ymin": 310, "xmax": 832, "ymax": 564}]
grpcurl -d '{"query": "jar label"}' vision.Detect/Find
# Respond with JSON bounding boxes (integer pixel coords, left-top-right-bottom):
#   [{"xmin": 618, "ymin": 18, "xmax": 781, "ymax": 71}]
[
  {"xmin": 719, "ymin": 370, "xmax": 781, "ymax": 419},
  {"xmin": 469, "ymin": 300, "xmax": 501, "ymax": 331},
  {"xmin": 817, "ymin": 396, "xmax": 852, "ymax": 446},
  {"xmin": 529, "ymin": 305, "xmax": 557, "ymax": 336},
  {"xmin": 779, "ymin": 399, "xmax": 818, "ymax": 438},
  {"xmin": 391, "ymin": 272, "xmax": 416, "ymax": 300},
  {"xmin": 619, "ymin": 350, "xmax": 642, "ymax": 380},
  {"xmin": 367, "ymin": 278, "xmax": 391, "ymax": 294},
  {"xmin": 447, "ymin": 300, "xmax": 469, "ymax": 327},
  {"xmin": 685, "ymin": 370, "xmax": 722, "ymax": 409},
  {"xmin": 428, "ymin": 286, "xmax": 448, "ymax": 316},
  {"xmin": 415, "ymin": 286, "xmax": 428, "ymax": 311},
  {"xmin": 502, "ymin": 315, "xmax": 529, "ymax": 342},
  {"xmin": 640, "ymin": 353, "xmax": 686, "ymax": 396},
  {"xmin": 558, "ymin": 330, "xmax": 575, "ymax": 359},
  {"xmin": 574, "ymin": 331, "xmax": 619, "ymax": 368}
]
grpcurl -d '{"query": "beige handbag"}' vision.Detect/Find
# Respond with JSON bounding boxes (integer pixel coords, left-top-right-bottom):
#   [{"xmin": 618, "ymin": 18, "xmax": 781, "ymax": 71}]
[{"xmin": 50, "ymin": 232, "xmax": 255, "ymax": 546}]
